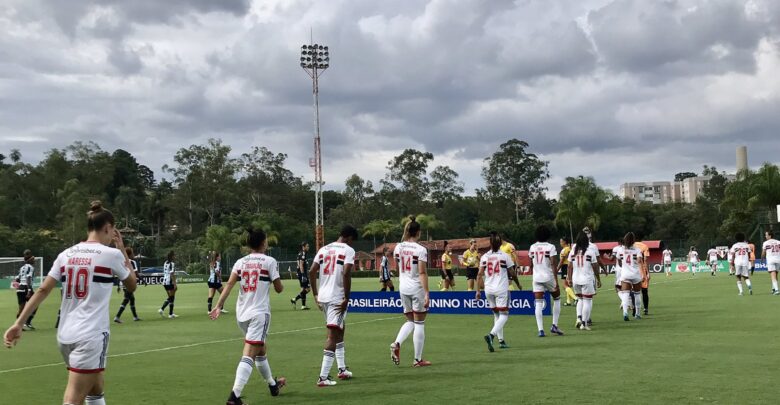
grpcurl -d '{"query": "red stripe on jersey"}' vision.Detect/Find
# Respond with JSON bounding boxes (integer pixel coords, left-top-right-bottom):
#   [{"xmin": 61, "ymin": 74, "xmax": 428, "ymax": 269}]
[
  {"xmin": 245, "ymin": 340, "xmax": 265, "ymax": 345},
  {"xmin": 326, "ymin": 324, "xmax": 344, "ymax": 330},
  {"xmin": 337, "ymin": 255, "xmax": 346, "ymax": 260},
  {"xmin": 94, "ymin": 266, "xmax": 112, "ymax": 276},
  {"xmin": 259, "ymin": 269, "xmax": 269, "ymax": 276},
  {"xmin": 67, "ymin": 367, "xmax": 104, "ymax": 374}
]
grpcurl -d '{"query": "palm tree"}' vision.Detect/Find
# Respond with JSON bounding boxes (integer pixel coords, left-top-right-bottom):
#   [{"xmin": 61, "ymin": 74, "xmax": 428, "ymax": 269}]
[
  {"xmin": 362, "ymin": 219, "xmax": 399, "ymax": 247},
  {"xmin": 400, "ymin": 214, "xmax": 444, "ymax": 241},
  {"xmin": 555, "ymin": 176, "xmax": 610, "ymax": 234},
  {"xmin": 749, "ymin": 163, "xmax": 780, "ymax": 217}
]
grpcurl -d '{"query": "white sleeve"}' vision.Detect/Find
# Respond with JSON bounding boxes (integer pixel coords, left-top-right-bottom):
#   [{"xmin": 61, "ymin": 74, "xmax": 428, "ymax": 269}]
[
  {"xmin": 344, "ymin": 247, "xmax": 356, "ymax": 265},
  {"xmin": 231, "ymin": 260, "xmax": 242, "ymax": 276},
  {"xmin": 550, "ymin": 245, "xmax": 558, "ymax": 257},
  {"xmin": 112, "ymin": 251, "xmax": 131, "ymax": 281},
  {"xmin": 418, "ymin": 247, "xmax": 428, "ymax": 263},
  {"xmin": 270, "ymin": 259, "xmax": 280, "ymax": 281},
  {"xmin": 47, "ymin": 255, "xmax": 63, "ymax": 280},
  {"xmin": 504, "ymin": 252, "xmax": 515, "ymax": 268}
]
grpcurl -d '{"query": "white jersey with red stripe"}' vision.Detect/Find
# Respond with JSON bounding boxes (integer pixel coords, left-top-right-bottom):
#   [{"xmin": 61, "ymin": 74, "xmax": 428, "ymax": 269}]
[
  {"xmin": 394, "ymin": 241, "xmax": 428, "ymax": 296},
  {"xmin": 48, "ymin": 242, "xmax": 130, "ymax": 345},
  {"xmin": 231, "ymin": 253, "xmax": 279, "ymax": 323},
  {"xmin": 529, "ymin": 242, "xmax": 558, "ymax": 283},
  {"xmin": 662, "ymin": 249, "xmax": 672, "ymax": 264},
  {"xmin": 569, "ymin": 247, "xmax": 597, "ymax": 286},
  {"xmin": 622, "ymin": 246, "xmax": 643, "ymax": 279},
  {"xmin": 480, "ymin": 250, "xmax": 514, "ymax": 295},
  {"xmin": 689, "ymin": 251, "xmax": 699, "ymax": 263},
  {"xmin": 762, "ymin": 239, "xmax": 780, "ymax": 264},
  {"xmin": 730, "ymin": 242, "xmax": 751, "ymax": 267},
  {"xmin": 314, "ymin": 242, "xmax": 355, "ymax": 303},
  {"xmin": 707, "ymin": 249, "xmax": 719, "ymax": 263}
]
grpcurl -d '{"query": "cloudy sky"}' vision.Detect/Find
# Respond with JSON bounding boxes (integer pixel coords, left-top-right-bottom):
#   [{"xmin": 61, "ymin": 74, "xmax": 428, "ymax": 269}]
[{"xmin": 2, "ymin": 0, "xmax": 779, "ymax": 196}]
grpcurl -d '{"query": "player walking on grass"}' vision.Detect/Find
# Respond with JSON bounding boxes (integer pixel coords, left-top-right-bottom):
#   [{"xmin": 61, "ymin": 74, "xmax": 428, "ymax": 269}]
[
  {"xmin": 440, "ymin": 241, "xmax": 455, "ymax": 291},
  {"xmin": 567, "ymin": 232, "xmax": 601, "ymax": 331},
  {"xmin": 707, "ymin": 246, "xmax": 720, "ymax": 276},
  {"xmin": 15, "ymin": 250, "xmax": 37, "ymax": 330},
  {"xmin": 291, "ymin": 242, "xmax": 312, "ymax": 310},
  {"xmin": 762, "ymin": 231, "xmax": 780, "ymax": 295},
  {"xmin": 379, "ymin": 247, "xmax": 395, "ymax": 291},
  {"xmin": 557, "ymin": 237, "xmax": 577, "ymax": 306},
  {"xmin": 662, "ymin": 244, "xmax": 673, "ymax": 277},
  {"xmin": 635, "ymin": 236, "xmax": 651, "ymax": 316},
  {"xmin": 390, "ymin": 216, "xmax": 432, "ymax": 367},
  {"xmin": 114, "ymin": 247, "xmax": 141, "ymax": 323},
  {"xmin": 529, "ymin": 225, "xmax": 563, "ymax": 337},
  {"xmin": 476, "ymin": 232, "xmax": 521, "ymax": 352},
  {"xmin": 210, "ymin": 228, "xmax": 286, "ymax": 404},
  {"xmin": 730, "ymin": 233, "xmax": 753, "ymax": 296},
  {"xmin": 5, "ymin": 201, "xmax": 136, "ymax": 405},
  {"xmin": 462, "ymin": 239, "xmax": 480, "ymax": 291},
  {"xmin": 688, "ymin": 247, "xmax": 699, "ymax": 275},
  {"xmin": 619, "ymin": 232, "xmax": 645, "ymax": 321},
  {"xmin": 158, "ymin": 251, "xmax": 178, "ymax": 318},
  {"xmin": 207, "ymin": 252, "xmax": 228, "ymax": 314},
  {"xmin": 310, "ymin": 225, "xmax": 359, "ymax": 386}
]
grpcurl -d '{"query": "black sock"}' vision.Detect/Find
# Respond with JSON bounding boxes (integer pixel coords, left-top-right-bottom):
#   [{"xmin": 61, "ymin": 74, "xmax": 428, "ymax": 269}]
[
  {"xmin": 381, "ymin": 287, "xmax": 386, "ymax": 291},
  {"xmin": 169, "ymin": 297, "xmax": 175, "ymax": 315},
  {"xmin": 25, "ymin": 309, "xmax": 36, "ymax": 325},
  {"xmin": 130, "ymin": 305, "xmax": 137, "ymax": 318},
  {"xmin": 301, "ymin": 292, "xmax": 307, "ymax": 307},
  {"xmin": 293, "ymin": 295, "xmax": 301, "ymax": 302},
  {"xmin": 642, "ymin": 288, "xmax": 649, "ymax": 311},
  {"xmin": 390, "ymin": 286, "xmax": 395, "ymax": 292},
  {"xmin": 116, "ymin": 305, "xmax": 126, "ymax": 318},
  {"xmin": 161, "ymin": 300, "xmax": 169, "ymax": 310},
  {"xmin": 208, "ymin": 297, "xmax": 213, "ymax": 312}
]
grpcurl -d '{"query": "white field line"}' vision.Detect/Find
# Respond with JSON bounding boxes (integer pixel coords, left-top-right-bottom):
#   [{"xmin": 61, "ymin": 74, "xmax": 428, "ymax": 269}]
[{"xmin": 0, "ymin": 315, "xmax": 401, "ymax": 374}]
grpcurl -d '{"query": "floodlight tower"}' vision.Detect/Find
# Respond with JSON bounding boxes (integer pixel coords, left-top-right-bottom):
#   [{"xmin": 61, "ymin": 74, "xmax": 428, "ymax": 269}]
[{"xmin": 300, "ymin": 41, "xmax": 329, "ymax": 250}]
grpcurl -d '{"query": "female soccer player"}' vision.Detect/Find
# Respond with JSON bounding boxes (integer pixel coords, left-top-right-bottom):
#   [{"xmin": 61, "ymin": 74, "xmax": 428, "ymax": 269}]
[
  {"xmin": 619, "ymin": 232, "xmax": 645, "ymax": 321},
  {"xmin": 159, "ymin": 251, "xmax": 178, "ymax": 318},
  {"xmin": 557, "ymin": 237, "xmax": 577, "ymax": 306},
  {"xmin": 476, "ymin": 231, "xmax": 520, "ymax": 351},
  {"xmin": 730, "ymin": 233, "xmax": 753, "ymax": 296},
  {"xmin": 390, "ymin": 216, "xmax": 432, "ymax": 367},
  {"xmin": 210, "ymin": 228, "xmax": 286, "ymax": 404},
  {"xmin": 15, "ymin": 250, "xmax": 37, "ymax": 330},
  {"xmin": 529, "ymin": 225, "xmax": 563, "ymax": 337},
  {"xmin": 688, "ymin": 247, "xmax": 699, "ymax": 275},
  {"xmin": 114, "ymin": 247, "xmax": 141, "ymax": 323},
  {"xmin": 461, "ymin": 239, "xmax": 480, "ymax": 291},
  {"xmin": 707, "ymin": 246, "xmax": 720, "ymax": 276},
  {"xmin": 440, "ymin": 241, "xmax": 455, "ymax": 291},
  {"xmin": 4, "ymin": 201, "xmax": 136, "ymax": 405},
  {"xmin": 379, "ymin": 247, "xmax": 395, "ymax": 291},
  {"xmin": 291, "ymin": 242, "xmax": 311, "ymax": 310},
  {"xmin": 207, "ymin": 251, "xmax": 227, "ymax": 314},
  {"xmin": 661, "ymin": 243, "xmax": 673, "ymax": 277},
  {"xmin": 762, "ymin": 231, "xmax": 780, "ymax": 295},
  {"xmin": 567, "ymin": 232, "xmax": 601, "ymax": 330}
]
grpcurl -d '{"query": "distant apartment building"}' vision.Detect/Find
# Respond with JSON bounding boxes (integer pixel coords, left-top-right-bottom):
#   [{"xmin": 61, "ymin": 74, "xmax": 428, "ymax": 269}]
[{"xmin": 620, "ymin": 175, "xmax": 736, "ymax": 204}]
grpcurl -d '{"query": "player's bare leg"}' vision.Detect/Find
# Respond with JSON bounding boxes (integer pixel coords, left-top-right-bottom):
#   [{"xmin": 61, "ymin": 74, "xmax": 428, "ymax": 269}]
[
  {"xmin": 318, "ymin": 326, "xmax": 344, "ymax": 386},
  {"xmin": 63, "ymin": 371, "xmax": 103, "ymax": 405}
]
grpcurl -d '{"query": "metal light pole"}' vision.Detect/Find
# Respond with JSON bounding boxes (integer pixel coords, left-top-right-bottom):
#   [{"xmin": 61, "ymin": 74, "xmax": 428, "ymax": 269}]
[{"xmin": 300, "ymin": 41, "xmax": 329, "ymax": 250}]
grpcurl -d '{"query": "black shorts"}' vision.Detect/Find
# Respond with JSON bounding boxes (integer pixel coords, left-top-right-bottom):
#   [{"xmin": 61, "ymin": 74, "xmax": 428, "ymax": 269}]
[
  {"xmin": 207, "ymin": 282, "xmax": 222, "ymax": 290},
  {"xmin": 16, "ymin": 287, "xmax": 30, "ymax": 305},
  {"xmin": 466, "ymin": 268, "xmax": 478, "ymax": 280},
  {"xmin": 441, "ymin": 270, "xmax": 454, "ymax": 281},
  {"xmin": 298, "ymin": 277, "xmax": 310, "ymax": 289},
  {"xmin": 560, "ymin": 264, "xmax": 568, "ymax": 279},
  {"xmin": 164, "ymin": 284, "xmax": 176, "ymax": 291},
  {"xmin": 380, "ymin": 270, "xmax": 392, "ymax": 282},
  {"xmin": 123, "ymin": 290, "xmax": 135, "ymax": 300}
]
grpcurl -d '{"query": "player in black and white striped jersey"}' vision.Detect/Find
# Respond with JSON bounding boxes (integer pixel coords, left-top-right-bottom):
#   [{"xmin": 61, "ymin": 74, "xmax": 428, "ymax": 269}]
[
  {"xmin": 114, "ymin": 247, "xmax": 141, "ymax": 323},
  {"xmin": 15, "ymin": 250, "xmax": 37, "ymax": 330},
  {"xmin": 158, "ymin": 251, "xmax": 178, "ymax": 318}
]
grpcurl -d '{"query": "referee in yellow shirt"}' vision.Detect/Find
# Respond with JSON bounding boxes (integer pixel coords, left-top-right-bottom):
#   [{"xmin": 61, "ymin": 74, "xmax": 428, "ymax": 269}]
[
  {"xmin": 500, "ymin": 239, "xmax": 521, "ymax": 291},
  {"xmin": 462, "ymin": 239, "xmax": 480, "ymax": 291},
  {"xmin": 557, "ymin": 237, "xmax": 578, "ymax": 306}
]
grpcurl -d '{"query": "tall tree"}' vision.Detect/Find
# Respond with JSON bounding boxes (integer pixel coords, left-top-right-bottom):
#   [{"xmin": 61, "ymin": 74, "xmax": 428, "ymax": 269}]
[
  {"xmin": 555, "ymin": 176, "xmax": 610, "ymax": 238},
  {"xmin": 385, "ymin": 149, "xmax": 434, "ymax": 200},
  {"xmin": 674, "ymin": 172, "xmax": 697, "ymax": 182},
  {"xmin": 429, "ymin": 165, "xmax": 463, "ymax": 205},
  {"xmin": 482, "ymin": 139, "xmax": 549, "ymax": 223},
  {"xmin": 343, "ymin": 174, "xmax": 374, "ymax": 205}
]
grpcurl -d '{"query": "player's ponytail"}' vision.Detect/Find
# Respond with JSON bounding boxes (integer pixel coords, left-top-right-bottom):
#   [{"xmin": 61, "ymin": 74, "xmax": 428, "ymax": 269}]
[
  {"xmin": 624, "ymin": 232, "xmax": 636, "ymax": 249},
  {"xmin": 87, "ymin": 200, "xmax": 115, "ymax": 231},
  {"xmin": 574, "ymin": 232, "xmax": 589, "ymax": 256},
  {"xmin": 488, "ymin": 231, "xmax": 501, "ymax": 252},
  {"xmin": 403, "ymin": 216, "xmax": 421, "ymax": 241}
]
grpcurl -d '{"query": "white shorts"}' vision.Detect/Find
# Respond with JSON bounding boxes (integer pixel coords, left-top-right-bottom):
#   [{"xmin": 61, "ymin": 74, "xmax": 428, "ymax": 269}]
[
  {"xmin": 321, "ymin": 301, "xmax": 347, "ymax": 330},
  {"xmin": 401, "ymin": 291, "xmax": 427, "ymax": 314},
  {"xmin": 620, "ymin": 273, "xmax": 642, "ymax": 285},
  {"xmin": 614, "ymin": 269, "xmax": 622, "ymax": 286},
  {"xmin": 734, "ymin": 265, "xmax": 750, "ymax": 277},
  {"xmin": 767, "ymin": 262, "xmax": 780, "ymax": 272},
  {"xmin": 532, "ymin": 279, "xmax": 557, "ymax": 293},
  {"xmin": 486, "ymin": 291, "xmax": 509, "ymax": 312},
  {"xmin": 59, "ymin": 332, "xmax": 110, "ymax": 373},
  {"xmin": 238, "ymin": 313, "xmax": 270, "ymax": 345},
  {"xmin": 573, "ymin": 283, "xmax": 596, "ymax": 297},
  {"xmin": 709, "ymin": 260, "xmax": 718, "ymax": 266}
]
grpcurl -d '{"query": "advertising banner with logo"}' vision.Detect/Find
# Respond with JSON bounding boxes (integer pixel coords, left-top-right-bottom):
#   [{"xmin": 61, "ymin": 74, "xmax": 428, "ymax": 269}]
[
  {"xmin": 140, "ymin": 275, "xmax": 207, "ymax": 285},
  {"xmin": 347, "ymin": 291, "xmax": 550, "ymax": 316},
  {"xmin": 669, "ymin": 260, "xmax": 768, "ymax": 273}
]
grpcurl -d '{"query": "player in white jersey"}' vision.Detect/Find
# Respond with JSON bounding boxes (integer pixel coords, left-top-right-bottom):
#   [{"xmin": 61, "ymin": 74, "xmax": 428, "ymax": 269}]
[
  {"xmin": 727, "ymin": 249, "xmax": 735, "ymax": 276},
  {"xmin": 662, "ymin": 246, "xmax": 673, "ymax": 277},
  {"xmin": 619, "ymin": 232, "xmax": 645, "ymax": 321},
  {"xmin": 707, "ymin": 246, "xmax": 720, "ymax": 276},
  {"xmin": 762, "ymin": 231, "xmax": 780, "ymax": 295},
  {"xmin": 476, "ymin": 232, "xmax": 521, "ymax": 351},
  {"xmin": 729, "ymin": 233, "xmax": 753, "ymax": 296},
  {"xmin": 114, "ymin": 247, "xmax": 141, "ymax": 323},
  {"xmin": 158, "ymin": 251, "xmax": 178, "ymax": 318},
  {"xmin": 528, "ymin": 225, "xmax": 563, "ymax": 337},
  {"xmin": 15, "ymin": 250, "xmax": 37, "ymax": 330},
  {"xmin": 210, "ymin": 229, "xmax": 286, "ymax": 404},
  {"xmin": 309, "ymin": 225, "xmax": 359, "ymax": 386},
  {"xmin": 567, "ymin": 232, "xmax": 602, "ymax": 331},
  {"xmin": 688, "ymin": 247, "xmax": 699, "ymax": 275},
  {"xmin": 390, "ymin": 216, "xmax": 432, "ymax": 367},
  {"xmin": 5, "ymin": 201, "xmax": 136, "ymax": 405}
]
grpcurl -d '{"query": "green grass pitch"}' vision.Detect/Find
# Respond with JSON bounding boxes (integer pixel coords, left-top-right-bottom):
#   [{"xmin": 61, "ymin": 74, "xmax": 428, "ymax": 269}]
[{"xmin": 1, "ymin": 273, "xmax": 778, "ymax": 404}]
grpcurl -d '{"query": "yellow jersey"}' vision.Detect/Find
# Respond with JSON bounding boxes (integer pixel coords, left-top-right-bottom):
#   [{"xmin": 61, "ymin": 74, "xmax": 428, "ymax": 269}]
[
  {"xmin": 500, "ymin": 242, "xmax": 517, "ymax": 265},
  {"xmin": 442, "ymin": 253, "xmax": 453, "ymax": 270},
  {"xmin": 560, "ymin": 246, "xmax": 571, "ymax": 265},
  {"xmin": 462, "ymin": 249, "xmax": 480, "ymax": 268}
]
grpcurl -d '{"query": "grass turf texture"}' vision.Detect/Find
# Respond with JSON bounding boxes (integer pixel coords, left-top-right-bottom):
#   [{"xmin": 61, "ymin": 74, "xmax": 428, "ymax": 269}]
[{"xmin": 0, "ymin": 273, "xmax": 777, "ymax": 404}]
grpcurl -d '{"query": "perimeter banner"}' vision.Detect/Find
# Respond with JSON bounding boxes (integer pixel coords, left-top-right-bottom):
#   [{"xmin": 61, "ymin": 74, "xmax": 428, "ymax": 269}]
[
  {"xmin": 669, "ymin": 260, "xmax": 769, "ymax": 273},
  {"xmin": 347, "ymin": 291, "xmax": 550, "ymax": 316}
]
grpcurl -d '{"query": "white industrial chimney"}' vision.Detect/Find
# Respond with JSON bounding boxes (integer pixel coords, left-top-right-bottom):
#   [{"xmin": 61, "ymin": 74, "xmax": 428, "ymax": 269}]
[{"xmin": 736, "ymin": 146, "xmax": 748, "ymax": 174}]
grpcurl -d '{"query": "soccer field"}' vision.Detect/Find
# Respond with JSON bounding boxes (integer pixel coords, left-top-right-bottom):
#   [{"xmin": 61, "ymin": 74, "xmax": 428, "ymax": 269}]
[{"xmin": 1, "ymin": 273, "xmax": 777, "ymax": 404}]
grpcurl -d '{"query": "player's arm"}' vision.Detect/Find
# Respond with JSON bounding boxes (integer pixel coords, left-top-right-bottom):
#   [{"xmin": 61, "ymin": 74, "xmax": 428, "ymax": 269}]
[
  {"xmin": 592, "ymin": 262, "xmax": 601, "ymax": 288},
  {"xmin": 475, "ymin": 264, "xmax": 485, "ymax": 299},
  {"xmin": 272, "ymin": 278, "xmax": 283, "ymax": 293},
  {"xmin": 297, "ymin": 257, "xmax": 304, "ymax": 274},
  {"xmin": 509, "ymin": 264, "xmax": 521, "ymax": 290},
  {"xmin": 339, "ymin": 263, "xmax": 353, "ymax": 312},
  {"xmin": 309, "ymin": 262, "xmax": 320, "ymax": 297},
  {"xmin": 419, "ymin": 260, "xmax": 429, "ymax": 308},
  {"xmin": 4, "ymin": 276, "xmax": 57, "ymax": 348},
  {"xmin": 210, "ymin": 272, "xmax": 238, "ymax": 320},
  {"xmin": 551, "ymin": 255, "xmax": 559, "ymax": 283}
]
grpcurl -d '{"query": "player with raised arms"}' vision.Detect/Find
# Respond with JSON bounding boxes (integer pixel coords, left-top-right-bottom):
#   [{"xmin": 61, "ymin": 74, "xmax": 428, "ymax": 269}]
[
  {"xmin": 730, "ymin": 232, "xmax": 753, "ymax": 296},
  {"xmin": 309, "ymin": 225, "xmax": 358, "ymax": 386},
  {"xmin": 210, "ymin": 228, "xmax": 286, "ymax": 404},
  {"xmin": 4, "ymin": 201, "xmax": 136, "ymax": 405},
  {"xmin": 390, "ymin": 216, "xmax": 432, "ymax": 367},
  {"xmin": 762, "ymin": 230, "xmax": 780, "ymax": 295},
  {"xmin": 291, "ymin": 242, "xmax": 312, "ymax": 310},
  {"xmin": 379, "ymin": 247, "xmax": 395, "ymax": 291},
  {"xmin": 661, "ymin": 243, "xmax": 673, "ymax": 277},
  {"xmin": 529, "ymin": 224, "xmax": 563, "ymax": 337},
  {"xmin": 207, "ymin": 251, "xmax": 228, "ymax": 314},
  {"xmin": 15, "ymin": 250, "xmax": 37, "ymax": 330},
  {"xmin": 158, "ymin": 250, "xmax": 178, "ymax": 318},
  {"xmin": 688, "ymin": 246, "xmax": 699, "ymax": 276},
  {"xmin": 707, "ymin": 246, "xmax": 720, "ymax": 277},
  {"xmin": 476, "ymin": 231, "xmax": 521, "ymax": 351},
  {"xmin": 567, "ymin": 231, "xmax": 601, "ymax": 330},
  {"xmin": 114, "ymin": 247, "xmax": 141, "ymax": 323},
  {"xmin": 619, "ymin": 232, "xmax": 644, "ymax": 321}
]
